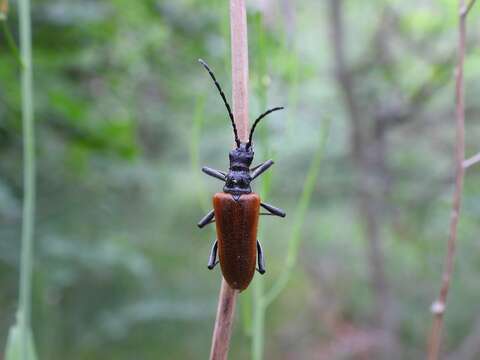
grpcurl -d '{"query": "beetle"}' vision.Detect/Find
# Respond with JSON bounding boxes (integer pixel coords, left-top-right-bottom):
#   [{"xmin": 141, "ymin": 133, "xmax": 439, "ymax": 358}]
[{"xmin": 197, "ymin": 59, "xmax": 286, "ymax": 291}]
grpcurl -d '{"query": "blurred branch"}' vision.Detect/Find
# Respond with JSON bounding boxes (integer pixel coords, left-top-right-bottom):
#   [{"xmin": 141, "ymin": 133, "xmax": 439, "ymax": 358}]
[
  {"xmin": 328, "ymin": 0, "xmax": 388, "ymax": 318},
  {"xmin": 405, "ymin": 60, "xmax": 453, "ymax": 113},
  {"xmin": 349, "ymin": 7, "xmax": 454, "ymax": 134},
  {"xmin": 209, "ymin": 0, "xmax": 250, "ymax": 358},
  {"xmin": 328, "ymin": 1, "xmax": 397, "ymax": 356},
  {"xmin": 462, "ymin": 0, "xmax": 478, "ymax": 16},
  {"xmin": 463, "ymin": 152, "xmax": 480, "ymax": 169},
  {"xmin": 369, "ymin": 11, "xmax": 454, "ymax": 132},
  {"xmin": 427, "ymin": 0, "xmax": 475, "ymax": 358},
  {"xmin": 328, "ymin": 0, "xmax": 364, "ymax": 161},
  {"xmin": 373, "ymin": 57, "xmax": 453, "ymax": 135}
]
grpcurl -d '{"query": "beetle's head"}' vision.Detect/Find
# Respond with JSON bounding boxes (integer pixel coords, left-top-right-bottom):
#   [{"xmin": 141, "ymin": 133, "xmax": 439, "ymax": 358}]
[
  {"xmin": 198, "ymin": 58, "xmax": 284, "ymax": 196},
  {"xmin": 229, "ymin": 143, "xmax": 254, "ymax": 169},
  {"xmin": 224, "ymin": 143, "xmax": 253, "ymax": 195}
]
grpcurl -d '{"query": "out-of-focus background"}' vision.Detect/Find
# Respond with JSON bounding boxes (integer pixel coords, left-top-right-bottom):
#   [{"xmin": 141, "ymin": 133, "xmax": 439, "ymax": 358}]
[{"xmin": 1, "ymin": 0, "xmax": 480, "ymax": 359}]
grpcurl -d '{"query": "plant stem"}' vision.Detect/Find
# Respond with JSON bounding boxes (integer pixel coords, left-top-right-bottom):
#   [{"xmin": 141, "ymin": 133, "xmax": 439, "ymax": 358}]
[
  {"xmin": 251, "ymin": 171, "xmax": 272, "ymax": 360},
  {"xmin": 427, "ymin": 0, "xmax": 474, "ymax": 358},
  {"xmin": 463, "ymin": 152, "xmax": 480, "ymax": 169},
  {"xmin": 210, "ymin": 281, "xmax": 238, "ymax": 360},
  {"xmin": 209, "ymin": 1, "xmax": 249, "ymax": 359},
  {"xmin": 18, "ymin": 0, "xmax": 35, "ymax": 358},
  {"xmin": 229, "ymin": 0, "xmax": 249, "ymax": 142},
  {"xmin": 252, "ymin": 280, "xmax": 265, "ymax": 360},
  {"xmin": 462, "ymin": 0, "xmax": 477, "ymax": 15}
]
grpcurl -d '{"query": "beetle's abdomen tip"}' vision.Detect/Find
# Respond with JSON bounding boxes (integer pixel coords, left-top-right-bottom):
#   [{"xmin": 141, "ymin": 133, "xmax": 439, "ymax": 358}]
[{"xmin": 226, "ymin": 280, "xmax": 249, "ymax": 292}]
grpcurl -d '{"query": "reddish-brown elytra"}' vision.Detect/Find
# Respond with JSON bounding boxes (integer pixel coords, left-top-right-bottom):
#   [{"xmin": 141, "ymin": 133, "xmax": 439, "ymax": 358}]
[{"xmin": 197, "ymin": 59, "xmax": 286, "ymax": 291}]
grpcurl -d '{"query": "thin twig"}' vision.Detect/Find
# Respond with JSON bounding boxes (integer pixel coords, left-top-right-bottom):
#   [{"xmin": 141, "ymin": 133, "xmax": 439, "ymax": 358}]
[
  {"xmin": 19, "ymin": 0, "xmax": 35, "ymax": 337},
  {"xmin": 427, "ymin": 0, "xmax": 475, "ymax": 358},
  {"xmin": 210, "ymin": 281, "xmax": 237, "ymax": 360},
  {"xmin": 463, "ymin": 152, "xmax": 480, "ymax": 169},
  {"xmin": 461, "ymin": 0, "xmax": 478, "ymax": 16},
  {"xmin": 230, "ymin": 0, "xmax": 249, "ymax": 141},
  {"xmin": 209, "ymin": 0, "xmax": 249, "ymax": 359}
]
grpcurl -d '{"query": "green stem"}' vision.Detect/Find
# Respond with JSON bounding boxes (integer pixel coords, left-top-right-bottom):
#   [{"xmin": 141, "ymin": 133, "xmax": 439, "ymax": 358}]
[
  {"xmin": 18, "ymin": 0, "xmax": 35, "ymax": 358},
  {"xmin": 252, "ymin": 280, "xmax": 265, "ymax": 360},
  {"xmin": 251, "ymin": 170, "xmax": 272, "ymax": 360}
]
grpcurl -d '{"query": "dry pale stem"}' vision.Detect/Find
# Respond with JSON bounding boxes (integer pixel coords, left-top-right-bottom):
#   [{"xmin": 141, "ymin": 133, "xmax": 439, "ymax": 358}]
[
  {"xmin": 209, "ymin": 0, "xmax": 249, "ymax": 359},
  {"xmin": 230, "ymin": 0, "xmax": 249, "ymax": 142},
  {"xmin": 463, "ymin": 152, "xmax": 480, "ymax": 169},
  {"xmin": 210, "ymin": 280, "xmax": 238, "ymax": 360},
  {"xmin": 427, "ymin": 0, "xmax": 471, "ymax": 359}
]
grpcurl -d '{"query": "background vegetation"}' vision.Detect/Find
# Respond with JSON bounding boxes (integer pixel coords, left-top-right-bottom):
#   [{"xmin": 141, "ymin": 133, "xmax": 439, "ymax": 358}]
[{"xmin": 1, "ymin": 0, "xmax": 480, "ymax": 359}]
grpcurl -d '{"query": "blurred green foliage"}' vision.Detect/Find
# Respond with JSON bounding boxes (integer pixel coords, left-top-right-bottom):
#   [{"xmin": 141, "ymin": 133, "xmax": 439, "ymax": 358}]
[{"xmin": 1, "ymin": 0, "xmax": 480, "ymax": 359}]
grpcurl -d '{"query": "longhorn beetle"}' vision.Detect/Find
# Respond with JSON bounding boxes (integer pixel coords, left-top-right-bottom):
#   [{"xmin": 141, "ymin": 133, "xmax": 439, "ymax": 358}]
[{"xmin": 197, "ymin": 59, "xmax": 286, "ymax": 291}]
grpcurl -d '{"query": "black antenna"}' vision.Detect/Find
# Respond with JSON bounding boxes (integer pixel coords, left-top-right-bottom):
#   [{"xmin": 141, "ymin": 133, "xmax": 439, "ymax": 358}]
[
  {"xmin": 247, "ymin": 107, "xmax": 284, "ymax": 148},
  {"xmin": 198, "ymin": 59, "xmax": 240, "ymax": 147}
]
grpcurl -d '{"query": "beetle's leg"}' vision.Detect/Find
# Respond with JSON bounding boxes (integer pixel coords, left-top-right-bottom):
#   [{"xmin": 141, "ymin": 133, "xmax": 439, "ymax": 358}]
[
  {"xmin": 202, "ymin": 166, "xmax": 226, "ymax": 181},
  {"xmin": 256, "ymin": 240, "xmax": 266, "ymax": 274},
  {"xmin": 250, "ymin": 160, "xmax": 274, "ymax": 180},
  {"xmin": 261, "ymin": 202, "xmax": 286, "ymax": 218},
  {"xmin": 250, "ymin": 161, "xmax": 265, "ymax": 172},
  {"xmin": 198, "ymin": 209, "xmax": 215, "ymax": 228},
  {"xmin": 207, "ymin": 240, "xmax": 219, "ymax": 270}
]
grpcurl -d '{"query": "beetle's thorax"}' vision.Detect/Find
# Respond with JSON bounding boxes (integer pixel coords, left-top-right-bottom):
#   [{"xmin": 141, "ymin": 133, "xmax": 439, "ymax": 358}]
[{"xmin": 224, "ymin": 143, "xmax": 253, "ymax": 196}]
